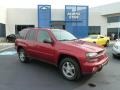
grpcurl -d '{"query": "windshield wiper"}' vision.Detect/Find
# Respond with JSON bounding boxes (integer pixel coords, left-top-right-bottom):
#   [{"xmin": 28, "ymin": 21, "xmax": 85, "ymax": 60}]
[
  {"xmin": 71, "ymin": 39, "xmax": 78, "ymax": 41},
  {"xmin": 60, "ymin": 39, "xmax": 78, "ymax": 41},
  {"xmin": 59, "ymin": 39, "xmax": 70, "ymax": 41}
]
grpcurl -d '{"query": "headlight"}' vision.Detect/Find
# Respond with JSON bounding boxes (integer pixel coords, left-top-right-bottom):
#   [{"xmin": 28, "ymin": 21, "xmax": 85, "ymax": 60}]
[{"xmin": 86, "ymin": 52, "xmax": 98, "ymax": 58}]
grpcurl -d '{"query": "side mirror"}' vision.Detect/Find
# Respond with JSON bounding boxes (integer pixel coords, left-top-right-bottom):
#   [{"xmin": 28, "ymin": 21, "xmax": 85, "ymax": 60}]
[{"xmin": 43, "ymin": 39, "xmax": 54, "ymax": 44}]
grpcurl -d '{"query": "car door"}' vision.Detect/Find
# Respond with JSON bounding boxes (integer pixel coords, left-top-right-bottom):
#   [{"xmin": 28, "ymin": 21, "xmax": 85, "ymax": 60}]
[
  {"xmin": 35, "ymin": 30, "xmax": 56, "ymax": 64},
  {"xmin": 25, "ymin": 29, "xmax": 38, "ymax": 58}
]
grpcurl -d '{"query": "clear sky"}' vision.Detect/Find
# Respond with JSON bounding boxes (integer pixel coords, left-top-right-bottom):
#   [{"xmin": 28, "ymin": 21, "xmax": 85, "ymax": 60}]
[{"xmin": 0, "ymin": 0, "xmax": 120, "ymax": 8}]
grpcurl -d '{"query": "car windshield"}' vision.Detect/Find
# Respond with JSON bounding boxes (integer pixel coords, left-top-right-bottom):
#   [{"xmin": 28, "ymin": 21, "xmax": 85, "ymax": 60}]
[
  {"xmin": 51, "ymin": 29, "xmax": 77, "ymax": 41},
  {"xmin": 88, "ymin": 35, "xmax": 98, "ymax": 39},
  {"xmin": 116, "ymin": 39, "xmax": 120, "ymax": 43}
]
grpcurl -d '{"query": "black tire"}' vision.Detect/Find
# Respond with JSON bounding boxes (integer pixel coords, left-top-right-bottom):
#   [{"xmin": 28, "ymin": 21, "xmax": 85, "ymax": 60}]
[
  {"xmin": 6, "ymin": 39, "xmax": 9, "ymax": 42},
  {"xmin": 59, "ymin": 57, "xmax": 81, "ymax": 81},
  {"xmin": 112, "ymin": 54, "xmax": 118, "ymax": 58},
  {"xmin": 18, "ymin": 48, "xmax": 30, "ymax": 63},
  {"xmin": 105, "ymin": 40, "xmax": 109, "ymax": 47}
]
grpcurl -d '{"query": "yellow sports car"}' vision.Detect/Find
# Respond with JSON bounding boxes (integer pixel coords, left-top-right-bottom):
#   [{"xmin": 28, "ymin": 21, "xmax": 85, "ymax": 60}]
[{"xmin": 81, "ymin": 35, "xmax": 110, "ymax": 46}]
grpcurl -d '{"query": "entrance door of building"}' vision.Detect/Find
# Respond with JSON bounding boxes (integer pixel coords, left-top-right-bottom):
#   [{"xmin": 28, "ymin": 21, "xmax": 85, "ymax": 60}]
[{"xmin": 15, "ymin": 25, "xmax": 34, "ymax": 34}]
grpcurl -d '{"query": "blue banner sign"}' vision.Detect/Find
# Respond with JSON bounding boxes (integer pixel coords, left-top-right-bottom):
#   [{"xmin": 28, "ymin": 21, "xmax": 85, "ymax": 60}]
[
  {"xmin": 65, "ymin": 5, "xmax": 88, "ymax": 38},
  {"xmin": 38, "ymin": 5, "xmax": 51, "ymax": 28}
]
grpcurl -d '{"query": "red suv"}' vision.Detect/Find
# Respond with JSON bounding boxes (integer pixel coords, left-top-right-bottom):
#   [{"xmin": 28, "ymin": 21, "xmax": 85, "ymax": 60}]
[{"xmin": 15, "ymin": 28, "xmax": 108, "ymax": 80}]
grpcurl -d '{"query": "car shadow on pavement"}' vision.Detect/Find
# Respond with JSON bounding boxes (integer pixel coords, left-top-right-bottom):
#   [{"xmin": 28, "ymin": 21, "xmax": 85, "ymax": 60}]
[{"xmin": 27, "ymin": 59, "xmax": 94, "ymax": 90}]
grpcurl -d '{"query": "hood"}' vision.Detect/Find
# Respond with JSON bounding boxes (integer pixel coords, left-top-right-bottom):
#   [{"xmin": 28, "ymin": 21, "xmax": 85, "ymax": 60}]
[{"xmin": 63, "ymin": 40, "xmax": 104, "ymax": 53}]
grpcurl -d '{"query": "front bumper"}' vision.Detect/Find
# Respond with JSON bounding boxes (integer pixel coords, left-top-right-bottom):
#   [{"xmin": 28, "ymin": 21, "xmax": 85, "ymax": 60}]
[{"xmin": 81, "ymin": 57, "xmax": 108, "ymax": 74}]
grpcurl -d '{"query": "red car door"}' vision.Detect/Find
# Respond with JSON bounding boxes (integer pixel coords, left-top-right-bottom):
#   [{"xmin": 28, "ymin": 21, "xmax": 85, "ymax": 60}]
[
  {"xmin": 25, "ymin": 29, "xmax": 38, "ymax": 58},
  {"xmin": 35, "ymin": 30, "xmax": 56, "ymax": 64}
]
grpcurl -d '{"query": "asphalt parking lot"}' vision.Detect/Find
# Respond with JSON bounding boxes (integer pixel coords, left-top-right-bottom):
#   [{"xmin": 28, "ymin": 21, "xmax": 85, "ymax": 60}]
[{"xmin": 0, "ymin": 44, "xmax": 120, "ymax": 90}]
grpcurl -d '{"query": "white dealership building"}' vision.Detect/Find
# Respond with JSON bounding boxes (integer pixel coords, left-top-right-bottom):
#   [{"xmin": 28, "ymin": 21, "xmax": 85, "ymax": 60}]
[{"xmin": 0, "ymin": 2, "xmax": 120, "ymax": 40}]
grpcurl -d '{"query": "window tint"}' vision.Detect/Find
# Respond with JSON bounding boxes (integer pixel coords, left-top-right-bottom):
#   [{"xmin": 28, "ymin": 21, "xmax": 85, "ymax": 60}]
[
  {"xmin": 26, "ymin": 30, "xmax": 36, "ymax": 41},
  {"xmin": 37, "ymin": 30, "xmax": 51, "ymax": 43},
  {"xmin": 88, "ymin": 35, "xmax": 98, "ymax": 39},
  {"xmin": 51, "ymin": 29, "xmax": 77, "ymax": 41},
  {"xmin": 18, "ymin": 29, "xmax": 29, "ymax": 39},
  {"xmin": 99, "ymin": 36, "xmax": 104, "ymax": 38}
]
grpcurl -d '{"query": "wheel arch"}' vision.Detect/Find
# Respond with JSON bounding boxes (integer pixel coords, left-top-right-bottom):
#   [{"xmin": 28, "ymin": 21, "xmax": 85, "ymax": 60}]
[
  {"xmin": 17, "ymin": 46, "xmax": 24, "ymax": 52},
  {"xmin": 57, "ymin": 54, "xmax": 81, "ymax": 68}
]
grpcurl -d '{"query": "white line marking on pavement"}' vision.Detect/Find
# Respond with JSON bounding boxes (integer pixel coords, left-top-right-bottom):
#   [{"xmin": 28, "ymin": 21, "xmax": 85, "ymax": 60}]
[
  {"xmin": 0, "ymin": 51, "xmax": 17, "ymax": 55},
  {"xmin": 0, "ymin": 46, "xmax": 14, "ymax": 52},
  {"xmin": 0, "ymin": 43, "xmax": 14, "ymax": 46}
]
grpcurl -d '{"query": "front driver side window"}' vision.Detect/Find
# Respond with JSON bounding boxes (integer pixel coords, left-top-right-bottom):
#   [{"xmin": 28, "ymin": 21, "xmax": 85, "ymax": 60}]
[
  {"xmin": 37, "ymin": 30, "xmax": 51, "ymax": 43},
  {"xmin": 99, "ymin": 36, "xmax": 104, "ymax": 38}
]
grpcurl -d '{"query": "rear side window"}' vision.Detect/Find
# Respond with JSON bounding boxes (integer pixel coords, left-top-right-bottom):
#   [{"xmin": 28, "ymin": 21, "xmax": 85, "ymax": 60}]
[
  {"xmin": 37, "ymin": 30, "xmax": 51, "ymax": 43},
  {"xmin": 26, "ymin": 30, "xmax": 36, "ymax": 41},
  {"xmin": 18, "ymin": 29, "xmax": 29, "ymax": 39}
]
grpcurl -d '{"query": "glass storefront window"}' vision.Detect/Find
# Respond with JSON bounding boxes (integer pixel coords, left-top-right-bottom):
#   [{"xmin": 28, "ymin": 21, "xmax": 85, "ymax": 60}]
[
  {"xmin": 88, "ymin": 26, "xmax": 100, "ymax": 35},
  {"xmin": 107, "ymin": 28, "xmax": 120, "ymax": 40},
  {"xmin": 107, "ymin": 16, "xmax": 120, "ymax": 23}
]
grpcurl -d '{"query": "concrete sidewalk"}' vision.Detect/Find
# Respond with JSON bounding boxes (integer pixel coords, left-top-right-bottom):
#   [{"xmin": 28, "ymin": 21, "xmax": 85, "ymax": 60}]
[
  {"xmin": 0, "ymin": 43, "xmax": 14, "ymax": 46},
  {"xmin": 0, "ymin": 43, "xmax": 14, "ymax": 51}
]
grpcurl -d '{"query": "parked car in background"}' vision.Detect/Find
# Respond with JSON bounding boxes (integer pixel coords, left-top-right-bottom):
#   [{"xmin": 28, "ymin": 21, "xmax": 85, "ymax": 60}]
[
  {"xmin": 15, "ymin": 28, "xmax": 108, "ymax": 81},
  {"xmin": 80, "ymin": 35, "xmax": 110, "ymax": 47},
  {"xmin": 6, "ymin": 34, "xmax": 16, "ymax": 42},
  {"xmin": 112, "ymin": 39, "xmax": 120, "ymax": 58}
]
